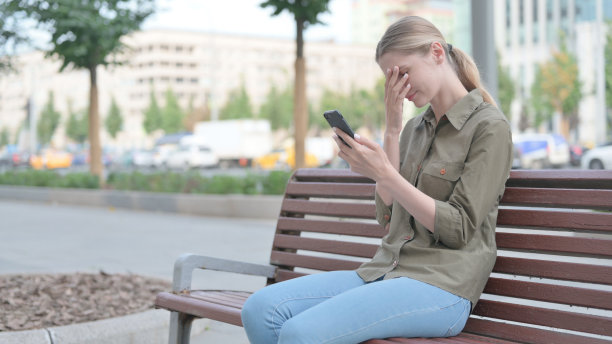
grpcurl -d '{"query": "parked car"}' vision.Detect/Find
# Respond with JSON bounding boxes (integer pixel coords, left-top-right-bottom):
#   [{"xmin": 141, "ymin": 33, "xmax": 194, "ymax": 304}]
[
  {"xmin": 581, "ymin": 142, "xmax": 612, "ymax": 169},
  {"xmin": 569, "ymin": 144, "xmax": 587, "ymax": 167},
  {"xmin": 512, "ymin": 133, "xmax": 570, "ymax": 169},
  {"xmin": 30, "ymin": 149, "xmax": 73, "ymax": 170},
  {"xmin": 165, "ymin": 144, "xmax": 219, "ymax": 170},
  {"xmin": 153, "ymin": 145, "xmax": 176, "ymax": 169},
  {"xmin": 132, "ymin": 149, "xmax": 155, "ymax": 168}
]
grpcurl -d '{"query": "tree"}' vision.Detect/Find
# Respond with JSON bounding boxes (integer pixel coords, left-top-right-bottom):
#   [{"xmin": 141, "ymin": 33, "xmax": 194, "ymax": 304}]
[
  {"xmin": 0, "ymin": 2, "xmax": 28, "ymax": 73},
  {"xmin": 183, "ymin": 95, "xmax": 210, "ymax": 132},
  {"xmin": 261, "ymin": 0, "xmax": 331, "ymax": 169},
  {"xmin": 219, "ymin": 82, "xmax": 254, "ymax": 120},
  {"xmin": 529, "ymin": 66, "xmax": 555, "ymax": 129},
  {"xmin": 530, "ymin": 38, "xmax": 582, "ymax": 140},
  {"xmin": 105, "ymin": 97, "xmax": 123, "ymax": 139},
  {"xmin": 259, "ymin": 84, "xmax": 293, "ymax": 130},
  {"xmin": 7, "ymin": 0, "xmax": 154, "ymax": 181},
  {"xmin": 161, "ymin": 88, "xmax": 185, "ymax": 134},
  {"xmin": 143, "ymin": 90, "xmax": 163, "ymax": 134},
  {"xmin": 66, "ymin": 105, "xmax": 89, "ymax": 144},
  {"xmin": 497, "ymin": 54, "xmax": 515, "ymax": 120},
  {"xmin": 0, "ymin": 127, "xmax": 9, "ymax": 148},
  {"xmin": 37, "ymin": 91, "xmax": 61, "ymax": 146}
]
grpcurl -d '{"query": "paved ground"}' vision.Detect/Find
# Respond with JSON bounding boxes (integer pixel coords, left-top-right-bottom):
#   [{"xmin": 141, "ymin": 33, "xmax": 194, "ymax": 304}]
[{"xmin": 0, "ymin": 199, "xmax": 277, "ymax": 343}]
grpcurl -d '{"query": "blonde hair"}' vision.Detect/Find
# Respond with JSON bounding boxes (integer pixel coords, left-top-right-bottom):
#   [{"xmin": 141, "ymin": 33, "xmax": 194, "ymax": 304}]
[{"xmin": 376, "ymin": 16, "xmax": 497, "ymax": 107}]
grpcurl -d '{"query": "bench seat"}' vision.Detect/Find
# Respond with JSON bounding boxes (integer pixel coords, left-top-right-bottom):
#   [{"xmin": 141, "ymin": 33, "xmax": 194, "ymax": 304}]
[{"xmin": 155, "ymin": 169, "xmax": 612, "ymax": 344}]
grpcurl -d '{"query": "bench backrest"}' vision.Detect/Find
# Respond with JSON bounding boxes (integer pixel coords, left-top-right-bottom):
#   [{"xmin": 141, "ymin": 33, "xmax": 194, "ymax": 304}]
[{"xmin": 270, "ymin": 168, "xmax": 612, "ymax": 343}]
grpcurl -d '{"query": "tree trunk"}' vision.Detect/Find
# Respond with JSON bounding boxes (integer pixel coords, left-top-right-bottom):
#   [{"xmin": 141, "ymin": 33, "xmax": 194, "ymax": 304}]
[
  {"xmin": 89, "ymin": 66, "xmax": 103, "ymax": 185},
  {"xmin": 294, "ymin": 18, "xmax": 307, "ymax": 170}
]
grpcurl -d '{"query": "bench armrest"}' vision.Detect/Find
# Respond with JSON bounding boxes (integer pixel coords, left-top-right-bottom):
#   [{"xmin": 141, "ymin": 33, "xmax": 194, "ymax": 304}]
[{"xmin": 172, "ymin": 253, "xmax": 277, "ymax": 292}]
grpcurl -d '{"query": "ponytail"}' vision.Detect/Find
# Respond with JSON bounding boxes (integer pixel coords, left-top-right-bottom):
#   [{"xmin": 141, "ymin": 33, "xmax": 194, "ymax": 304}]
[{"xmin": 448, "ymin": 46, "xmax": 497, "ymax": 107}]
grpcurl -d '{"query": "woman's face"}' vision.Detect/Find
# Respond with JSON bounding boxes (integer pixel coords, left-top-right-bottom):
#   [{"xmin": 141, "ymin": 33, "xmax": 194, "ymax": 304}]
[{"xmin": 377, "ymin": 48, "xmax": 441, "ymax": 108}]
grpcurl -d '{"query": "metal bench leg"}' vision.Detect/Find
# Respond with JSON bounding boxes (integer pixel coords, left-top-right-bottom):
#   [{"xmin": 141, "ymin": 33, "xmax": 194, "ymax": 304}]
[{"xmin": 168, "ymin": 311, "xmax": 195, "ymax": 344}]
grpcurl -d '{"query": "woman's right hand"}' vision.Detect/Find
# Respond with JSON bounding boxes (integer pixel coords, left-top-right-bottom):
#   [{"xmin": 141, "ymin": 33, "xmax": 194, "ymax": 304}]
[{"xmin": 384, "ymin": 66, "xmax": 411, "ymax": 133}]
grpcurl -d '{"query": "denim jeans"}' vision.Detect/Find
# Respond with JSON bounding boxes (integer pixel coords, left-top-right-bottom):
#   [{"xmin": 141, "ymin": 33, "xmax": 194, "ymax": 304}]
[{"xmin": 241, "ymin": 271, "xmax": 471, "ymax": 344}]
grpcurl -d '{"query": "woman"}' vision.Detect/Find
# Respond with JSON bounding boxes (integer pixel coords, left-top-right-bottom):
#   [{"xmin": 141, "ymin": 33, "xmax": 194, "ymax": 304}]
[{"xmin": 241, "ymin": 16, "xmax": 513, "ymax": 344}]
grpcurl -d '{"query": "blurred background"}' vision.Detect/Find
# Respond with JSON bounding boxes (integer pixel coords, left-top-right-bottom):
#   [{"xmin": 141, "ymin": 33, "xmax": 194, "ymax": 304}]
[{"xmin": 1, "ymin": 0, "xmax": 611, "ymax": 185}]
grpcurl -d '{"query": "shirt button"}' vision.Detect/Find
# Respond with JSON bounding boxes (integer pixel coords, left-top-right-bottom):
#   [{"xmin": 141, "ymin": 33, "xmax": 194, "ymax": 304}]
[
  {"xmin": 440, "ymin": 168, "xmax": 446, "ymax": 175},
  {"xmin": 384, "ymin": 214, "xmax": 390, "ymax": 221}
]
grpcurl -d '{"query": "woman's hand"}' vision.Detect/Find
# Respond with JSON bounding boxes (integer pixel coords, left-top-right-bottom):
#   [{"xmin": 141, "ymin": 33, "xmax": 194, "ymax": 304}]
[
  {"xmin": 385, "ymin": 66, "xmax": 411, "ymax": 133},
  {"xmin": 333, "ymin": 128, "xmax": 393, "ymax": 182}
]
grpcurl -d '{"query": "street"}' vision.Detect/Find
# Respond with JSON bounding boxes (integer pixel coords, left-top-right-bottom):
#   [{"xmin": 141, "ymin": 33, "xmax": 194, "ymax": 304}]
[{"xmin": 0, "ymin": 200, "xmax": 276, "ymax": 342}]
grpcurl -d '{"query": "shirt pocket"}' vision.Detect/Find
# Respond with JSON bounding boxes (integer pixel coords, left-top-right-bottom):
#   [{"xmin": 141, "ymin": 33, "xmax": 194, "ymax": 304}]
[{"xmin": 418, "ymin": 161, "xmax": 464, "ymax": 201}]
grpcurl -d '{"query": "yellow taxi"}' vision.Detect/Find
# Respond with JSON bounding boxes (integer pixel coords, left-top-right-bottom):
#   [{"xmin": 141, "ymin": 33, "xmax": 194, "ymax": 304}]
[{"xmin": 30, "ymin": 149, "xmax": 73, "ymax": 170}]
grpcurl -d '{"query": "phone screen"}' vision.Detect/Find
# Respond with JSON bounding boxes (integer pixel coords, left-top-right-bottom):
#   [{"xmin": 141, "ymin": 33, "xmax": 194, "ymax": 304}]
[{"xmin": 323, "ymin": 110, "xmax": 355, "ymax": 147}]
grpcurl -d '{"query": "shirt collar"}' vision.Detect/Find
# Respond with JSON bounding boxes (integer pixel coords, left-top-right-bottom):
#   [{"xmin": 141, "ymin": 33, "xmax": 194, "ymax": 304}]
[{"xmin": 419, "ymin": 89, "xmax": 484, "ymax": 130}]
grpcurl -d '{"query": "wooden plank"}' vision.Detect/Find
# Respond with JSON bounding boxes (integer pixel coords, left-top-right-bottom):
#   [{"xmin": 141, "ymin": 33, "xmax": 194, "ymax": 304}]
[
  {"xmin": 276, "ymin": 217, "xmax": 385, "ymax": 238},
  {"xmin": 483, "ymin": 277, "xmax": 612, "ymax": 310},
  {"xmin": 493, "ymin": 256, "xmax": 612, "ymax": 285},
  {"xmin": 463, "ymin": 318, "xmax": 610, "ymax": 344},
  {"xmin": 270, "ymin": 251, "xmax": 362, "ymax": 271},
  {"xmin": 188, "ymin": 291, "xmax": 250, "ymax": 308},
  {"xmin": 501, "ymin": 187, "xmax": 612, "ymax": 210},
  {"xmin": 274, "ymin": 268, "xmax": 306, "ymax": 282},
  {"xmin": 507, "ymin": 170, "xmax": 612, "ymax": 189},
  {"xmin": 294, "ymin": 168, "xmax": 374, "ymax": 183},
  {"xmin": 495, "ymin": 232, "xmax": 612, "ymax": 257},
  {"xmin": 472, "ymin": 300, "xmax": 612, "ymax": 336},
  {"xmin": 286, "ymin": 181, "xmax": 375, "ymax": 199},
  {"xmin": 155, "ymin": 292, "xmax": 244, "ymax": 326},
  {"xmin": 497, "ymin": 209, "xmax": 612, "ymax": 232},
  {"xmin": 273, "ymin": 234, "xmax": 378, "ymax": 258},
  {"xmin": 281, "ymin": 199, "xmax": 376, "ymax": 219}
]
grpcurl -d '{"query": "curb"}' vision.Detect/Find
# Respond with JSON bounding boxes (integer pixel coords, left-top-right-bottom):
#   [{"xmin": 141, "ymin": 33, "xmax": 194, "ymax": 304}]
[
  {"xmin": 0, "ymin": 185, "xmax": 282, "ymax": 219},
  {"xmin": 0, "ymin": 309, "xmax": 209, "ymax": 344}
]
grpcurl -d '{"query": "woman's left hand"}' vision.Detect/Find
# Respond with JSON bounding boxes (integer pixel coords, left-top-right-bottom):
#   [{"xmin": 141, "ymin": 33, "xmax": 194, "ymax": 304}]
[{"xmin": 333, "ymin": 128, "xmax": 393, "ymax": 181}]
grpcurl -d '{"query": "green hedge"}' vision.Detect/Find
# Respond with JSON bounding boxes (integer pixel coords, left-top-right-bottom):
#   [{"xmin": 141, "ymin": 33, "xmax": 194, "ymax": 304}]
[{"xmin": 0, "ymin": 170, "xmax": 292, "ymax": 195}]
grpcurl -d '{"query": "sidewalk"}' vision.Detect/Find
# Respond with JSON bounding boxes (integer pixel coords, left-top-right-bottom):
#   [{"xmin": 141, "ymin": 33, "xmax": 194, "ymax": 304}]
[{"xmin": 0, "ymin": 199, "xmax": 276, "ymax": 343}]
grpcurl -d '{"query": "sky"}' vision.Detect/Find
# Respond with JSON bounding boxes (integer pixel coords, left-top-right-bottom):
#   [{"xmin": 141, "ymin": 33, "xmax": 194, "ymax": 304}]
[{"xmin": 142, "ymin": 0, "xmax": 353, "ymax": 43}]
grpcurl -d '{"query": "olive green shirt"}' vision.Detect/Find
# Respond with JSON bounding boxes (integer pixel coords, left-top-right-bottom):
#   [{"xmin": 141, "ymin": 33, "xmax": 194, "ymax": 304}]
[{"xmin": 356, "ymin": 89, "xmax": 513, "ymax": 310}]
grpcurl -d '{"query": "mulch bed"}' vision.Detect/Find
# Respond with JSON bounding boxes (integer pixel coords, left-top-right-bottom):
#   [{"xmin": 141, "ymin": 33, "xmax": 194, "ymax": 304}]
[{"xmin": 0, "ymin": 272, "xmax": 171, "ymax": 332}]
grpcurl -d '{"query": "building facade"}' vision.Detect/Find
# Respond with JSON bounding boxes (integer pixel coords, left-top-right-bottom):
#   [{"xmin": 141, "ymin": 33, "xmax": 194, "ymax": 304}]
[
  {"xmin": 0, "ymin": 29, "xmax": 381, "ymax": 149},
  {"xmin": 495, "ymin": 0, "xmax": 612, "ymax": 145}
]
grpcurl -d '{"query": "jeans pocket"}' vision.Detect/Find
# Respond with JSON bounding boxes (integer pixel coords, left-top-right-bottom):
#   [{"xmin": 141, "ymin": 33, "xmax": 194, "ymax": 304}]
[{"xmin": 444, "ymin": 299, "xmax": 470, "ymax": 337}]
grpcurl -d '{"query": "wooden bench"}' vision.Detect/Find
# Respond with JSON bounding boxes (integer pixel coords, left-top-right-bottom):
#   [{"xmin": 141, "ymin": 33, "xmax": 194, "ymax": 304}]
[{"xmin": 155, "ymin": 168, "xmax": 612, "ymax": 344}]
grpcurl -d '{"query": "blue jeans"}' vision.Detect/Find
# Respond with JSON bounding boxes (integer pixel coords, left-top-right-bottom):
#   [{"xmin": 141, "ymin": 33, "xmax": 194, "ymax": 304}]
[{"xmin": 241, "ymin": 271, "xmax": 471, "ymax": 344}]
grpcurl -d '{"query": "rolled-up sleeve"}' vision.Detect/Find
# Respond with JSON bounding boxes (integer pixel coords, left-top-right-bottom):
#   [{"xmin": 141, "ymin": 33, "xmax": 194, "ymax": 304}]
[
  {"xmin": 375, "ymin": 190, "xmax": 393, "ymax": 227},
  {"xmin": 433, "ymin": 119, "xmax": 512, "ymax": 249}
]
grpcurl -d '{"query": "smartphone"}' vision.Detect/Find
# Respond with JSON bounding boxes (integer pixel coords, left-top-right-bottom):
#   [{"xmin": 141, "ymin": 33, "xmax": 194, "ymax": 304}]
[{"xmin": 323, "ymin": 110, "xmax": 355, "ymax": 147}]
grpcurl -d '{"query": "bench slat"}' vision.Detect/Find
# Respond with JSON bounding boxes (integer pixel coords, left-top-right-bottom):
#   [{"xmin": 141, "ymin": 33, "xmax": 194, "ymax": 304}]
[
  {"xmin": 155, "ymin": 291, "xmax": 245, "ymax": 326},
  {"xmin": 270, "ymin": 251, "xmax": 362, "ymax": 271},
  {"xmin": 294, "ymin": 168, "xmax": 374, "ymax": 183},
  {"xmin": 281, "ymin": 199, "xmax": 376, "ymax": 219},
  {"xmin": 464, "ymin": 318, "xmax": 611, "ymax": 344},
  {"xmin": 501, "ymin": 187, "xmax": 612, "ymax": 209},
  {"xmin": 286, "ymin": 181, "xmax": 376, "ymax": 199},
  {"xmin": 493, "ymin": 256, "xmax": 612, "ymax": 285},
  {"xmin": 275, "ymin": 268, "xmax": 306, "ymax": 282},
  {"xmin": 277, "ymin": 217, "xmax": 385, "ymax": 238},
  {"xmin": 273, "ymin": 234, "xmax": 379, "ymax": 258},
  {"xmin": 497, "ymin": 209, "xmax": 612, "ymax": 232},
  {"xmin": 473, "ymin": 299, "xmax": 612, "ymax": 336},
  {"xmin": 495, "ymin": 232, "xmax": 612, "ymax": 257},
  {"xmin": 483, "ymin": 277, "xmax": 612, "ymax": 310},
  {"xmin": 506, "ymin": 170, "xmax": 612, "ymax": 189}
]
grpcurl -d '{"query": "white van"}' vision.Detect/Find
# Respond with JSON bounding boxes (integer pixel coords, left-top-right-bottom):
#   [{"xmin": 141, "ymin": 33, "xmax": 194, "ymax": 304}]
[{"xmin": 513, "ymin": 133, "xmax": 570, "ymax": 169}]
